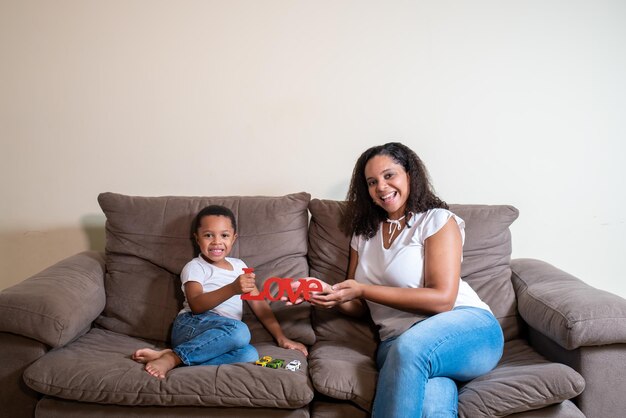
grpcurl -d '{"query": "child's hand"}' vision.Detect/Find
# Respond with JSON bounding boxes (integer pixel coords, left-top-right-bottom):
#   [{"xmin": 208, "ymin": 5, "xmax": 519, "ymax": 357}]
[
  {"xmin": 233, "ymin": 272, "xmax": 256, "ymax": 295},
  {"xmin": 277, "ymin": 337, "xmax": 308, "ymax": 357}
]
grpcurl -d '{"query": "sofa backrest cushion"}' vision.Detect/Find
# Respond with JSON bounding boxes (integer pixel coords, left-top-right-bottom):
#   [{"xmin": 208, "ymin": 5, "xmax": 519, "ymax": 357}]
[
  {"xmin": 307, "ymin": 199, "xmax": 520, "ymax": 341},
  {"xmin": 97, "ymin": 192, "xmax": 313, "ymax": 344}
]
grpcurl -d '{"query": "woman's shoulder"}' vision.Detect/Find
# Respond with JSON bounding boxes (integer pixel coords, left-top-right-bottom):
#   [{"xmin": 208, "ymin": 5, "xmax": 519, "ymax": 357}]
[
  {"xmin": 410, "ymin": 208, "xmax": 464, "ymax": 240},
  {"xmin": 412, "ymin": 207, "xmax": 455, "ymax": 224}
]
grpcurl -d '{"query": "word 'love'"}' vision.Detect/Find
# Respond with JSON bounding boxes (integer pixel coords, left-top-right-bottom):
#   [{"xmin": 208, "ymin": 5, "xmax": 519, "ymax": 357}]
[{"xmin": 240, "ymin": 268, "xmax": 323, "ymax": 303}]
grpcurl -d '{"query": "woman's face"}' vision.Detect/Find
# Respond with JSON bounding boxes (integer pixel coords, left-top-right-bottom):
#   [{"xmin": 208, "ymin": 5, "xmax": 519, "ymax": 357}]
[{"xmin": 364, "ymin": 154, "xmax": 410, "ymax": 220}]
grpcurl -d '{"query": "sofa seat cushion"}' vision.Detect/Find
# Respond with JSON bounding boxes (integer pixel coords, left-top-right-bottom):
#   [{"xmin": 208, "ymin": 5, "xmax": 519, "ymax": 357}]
[
  {"xmin": 459, "ymin": 339, "xmax": 585, "ymax": 417},
  {"xmin": 309, "ymin": 335, "xmax": 584, "ymax": 416},
  {"xmin": 23, "ymin": 328, "xmax": 313, "ymax": 408},
  {"xmin": 308, "ymin": 308, "xmax": 378, "ymax": 411}
]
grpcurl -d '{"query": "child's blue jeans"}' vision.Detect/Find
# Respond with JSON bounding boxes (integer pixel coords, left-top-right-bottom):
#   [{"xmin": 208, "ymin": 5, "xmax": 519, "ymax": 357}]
[
  {"xmin": 171, "ymin": 311, "xmax": 258, "ymax": 366},
  {"xmin": 373, "ymin": 306, "xmax": 504, "ymax": 418}
]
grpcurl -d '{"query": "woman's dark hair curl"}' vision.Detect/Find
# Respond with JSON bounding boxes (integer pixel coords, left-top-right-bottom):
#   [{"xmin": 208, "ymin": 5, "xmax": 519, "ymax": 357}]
[{"xmin": 345, "ymin": 142, "xmax": 447, "ymax": 239}]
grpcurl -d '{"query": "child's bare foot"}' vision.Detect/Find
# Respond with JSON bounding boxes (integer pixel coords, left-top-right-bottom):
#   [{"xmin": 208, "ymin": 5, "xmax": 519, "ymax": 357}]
[
  {"xmin": 144, "ymin": 351, "xmax": 182, "ymax": 379},
  {"xmin": 132, "ymin": 348, "xmax": 172, "ymax": 364}
]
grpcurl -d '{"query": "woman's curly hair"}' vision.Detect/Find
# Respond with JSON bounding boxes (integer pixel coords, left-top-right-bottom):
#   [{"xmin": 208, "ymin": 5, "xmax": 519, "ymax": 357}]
[{"xmin": 345, "ymin": 142, "xmax": 448, "ymax": 239}]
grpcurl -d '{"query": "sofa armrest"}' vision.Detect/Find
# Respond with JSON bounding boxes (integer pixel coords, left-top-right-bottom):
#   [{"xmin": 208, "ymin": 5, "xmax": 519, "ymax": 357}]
[
  {"xmin": 511, "ymin": 258, "xmax": 626, "ymax": 350},
  {"xmin": 0, "ymin": 251, "xmax": 106, "ymax": 348},
  {"xmin": 0, "ymin": 332, "xmax": 47, "ymax": 417}
]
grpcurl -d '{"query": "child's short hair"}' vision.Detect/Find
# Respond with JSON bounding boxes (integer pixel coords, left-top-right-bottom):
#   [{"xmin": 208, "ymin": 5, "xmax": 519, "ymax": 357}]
[{"xmin": 191, "ymin": 205, "xmax": 238, "ymax": 235}]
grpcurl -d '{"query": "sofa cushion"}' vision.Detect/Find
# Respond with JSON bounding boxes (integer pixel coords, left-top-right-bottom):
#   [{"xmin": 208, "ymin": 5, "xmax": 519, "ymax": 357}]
[
  {"xmin": 308, "ymin": 308, "xmax": 378, "ymax": 411},
  {"xmin": 512, "ymin": 258, "xmax": 626, "ymax": 350},
  {"xmin": 449, "ymin": 204, "xmax": 520, "ymax": 341},
  {"xmin": 0, "ymin": 252, "xmax": 106, "ymax": 348},
  {"xmin": 307, "ymin": 199, "xmax": 521, "ymax": 341},
  {"xmin": 23, "ymin": 328, "xmax": 313, "ymax": 408},
  {"xmin": 96, "ymin": 192, "xmax": 314, "ymax": 345},
  {"xmin": 458, "ymin": 339, "xmax": 585, "ymax": 417}
]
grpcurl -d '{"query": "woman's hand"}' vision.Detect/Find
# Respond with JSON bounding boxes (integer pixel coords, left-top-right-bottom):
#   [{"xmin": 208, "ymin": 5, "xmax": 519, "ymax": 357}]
[
  {"xmin": 282, "ymin": 277, "xmax": 333, "ymax": 305},
  {"xmin": 277, "ymin": 336, "xmax": 308, "ymax": 357},
  {"xmin": 308, "ymin": 279, "xmax": 363, "ymax": 308}
]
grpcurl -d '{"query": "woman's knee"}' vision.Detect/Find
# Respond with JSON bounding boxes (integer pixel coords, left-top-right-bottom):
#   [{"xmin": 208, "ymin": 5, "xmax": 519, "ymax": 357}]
[
  {"xmin": 422, "ymin": 377, "xmax": 458, "ymax": 418},
  {"xmin": 390, "ymin": 332, "xmax": 423, "ymax": 360}
]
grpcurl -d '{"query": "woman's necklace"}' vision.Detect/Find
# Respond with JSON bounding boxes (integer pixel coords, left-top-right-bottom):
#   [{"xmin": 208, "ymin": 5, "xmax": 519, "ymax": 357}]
[{"xmin": 385, "ymin": 215, "xmax": 406, "ymax": 246}]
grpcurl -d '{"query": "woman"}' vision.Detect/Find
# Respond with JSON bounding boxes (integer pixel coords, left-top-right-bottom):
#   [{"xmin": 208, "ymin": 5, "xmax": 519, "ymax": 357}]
[{"xmin": 310, "ymin": 142, "xmax": 503, "ymax": 417}]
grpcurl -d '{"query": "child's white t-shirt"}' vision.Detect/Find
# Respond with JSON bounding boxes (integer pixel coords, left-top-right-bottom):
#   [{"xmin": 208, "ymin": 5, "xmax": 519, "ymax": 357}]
[
  {"xmin": 179, "ymin": 255, "xmax": 248, "ymax": 320},
  {"xmin": 350, "ymin": 208, "xmax": 491, "ymax": 341}
]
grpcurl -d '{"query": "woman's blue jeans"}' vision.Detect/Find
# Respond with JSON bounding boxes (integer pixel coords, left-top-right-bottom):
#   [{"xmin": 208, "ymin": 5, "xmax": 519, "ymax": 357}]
[
  {"xmin": 373, "ymin": 306, "xmax": 504, "ymax": 418},
  {"xmin": 171, "ymin": 311, "xmax": 258, "ymax": 366}
]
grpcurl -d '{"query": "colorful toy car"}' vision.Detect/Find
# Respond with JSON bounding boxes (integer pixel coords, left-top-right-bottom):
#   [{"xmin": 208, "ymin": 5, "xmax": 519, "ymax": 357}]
[
  {"xmin": 255, "ymin": 355, "xmax": 272, "ymax": 366},
  {"xmin": 266, "ymin": 358, "xmax": 285, "ymax": 369},
  {"xmin": 285, "ymin": 360, "xmax": 301, "ymax": 371}
]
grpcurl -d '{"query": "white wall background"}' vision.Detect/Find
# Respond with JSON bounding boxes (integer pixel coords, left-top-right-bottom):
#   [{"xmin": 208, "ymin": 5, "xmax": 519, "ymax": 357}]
[{"xmin": 1, "ymin": 1, "xmax": 625, "ymax": 297}]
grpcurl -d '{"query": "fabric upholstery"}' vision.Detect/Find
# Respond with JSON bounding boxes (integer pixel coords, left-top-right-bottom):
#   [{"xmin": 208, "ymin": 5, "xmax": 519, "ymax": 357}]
[
  {"xmin": 310, "ymin": 399, "xmax": 369, "ymax": 418},
  {"xmin": 527, "ymin": 327, "xmax": 626, "ymax": 418},
  {"xmin": 24, "ymin": 328, "xmax": 313, "ymax": 408},
  {"xmin": 310, "ymin": 399, "xmax": 583, "ymax": 418},
  {"xmin": 512, "ymin": 258, "xmax": 626, "ymax": 349},
  {"xmin": 96, "ymin": 192, "xmax": 313, "ymax": 344},
  {"xmin": 0, "ymin": 332, "xmax": 47, "ymax": 418},
  {"xmin": 458, "ymin": 339, "xmax": 584, "ymax": 417},
  {"xmin": 448, "ymin": 204, "xmax": 520, "ymax": 341},
  {"xmin": 36, "ymin": 397, "xmax": 312, "ymax": 417},
  {"xmin": 307, "ymin": 199, "xmax": 351, "ymax": 286},
  {"xmin": 308, "ymin": 308, "xmax": 378, "ymax": 411},
  {"xmin": 507, "ymin": 400, "xmax": 585, "ymax": 418},
  {"xmin": 0, "ymin": 251, "xmax": 106, "ymax": 347}
]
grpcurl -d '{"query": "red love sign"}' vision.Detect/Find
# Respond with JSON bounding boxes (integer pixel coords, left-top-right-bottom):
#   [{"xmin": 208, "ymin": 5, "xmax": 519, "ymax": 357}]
[{"xmin": 241, "ymin": 277, "xmax": 323, "ymax": 303}]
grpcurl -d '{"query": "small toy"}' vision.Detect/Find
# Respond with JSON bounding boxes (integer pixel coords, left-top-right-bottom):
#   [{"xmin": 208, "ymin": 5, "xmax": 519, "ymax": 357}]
[
  {"xmin": 266, "ymin": 358, "xmax": 285, "ymax": 369},
  {"xmin": 255, "ymin": 355, "xmax": 272, "ymax": 366},
  {"xmin": 285, "ymin": 360, "xmax": 301, "ymax": 371}
]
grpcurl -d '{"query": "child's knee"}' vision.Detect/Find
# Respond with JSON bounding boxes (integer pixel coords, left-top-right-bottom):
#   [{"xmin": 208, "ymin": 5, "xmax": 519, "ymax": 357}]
[
  {"xmin": 241, "ymin": 345, "xmax": 259, "ymax": 363},
  {"xmin": 230, "ymin": 320, "xmax": 252, "ymax": 347}
]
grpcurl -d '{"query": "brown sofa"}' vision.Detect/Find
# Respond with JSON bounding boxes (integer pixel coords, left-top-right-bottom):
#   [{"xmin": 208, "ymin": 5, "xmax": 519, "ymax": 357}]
[{"xmin": 1, "ymin": 192, "xmax": 625, "ymax": 418}]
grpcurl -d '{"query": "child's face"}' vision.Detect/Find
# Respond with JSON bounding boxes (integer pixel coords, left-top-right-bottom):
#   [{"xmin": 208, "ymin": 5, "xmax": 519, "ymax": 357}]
[{"xmin": 195, "ymin": 215, "xmax": 237, "ymax": 266}]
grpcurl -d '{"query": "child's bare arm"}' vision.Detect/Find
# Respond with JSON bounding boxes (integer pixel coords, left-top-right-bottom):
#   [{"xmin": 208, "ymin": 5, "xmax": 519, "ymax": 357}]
[
  {"xmin": 185, "ymin": 272, "xmax": 255, "ymax": 314},
  {"xmin": 247, "ymin": 299, "xmax": 308, "ymax": 356}
]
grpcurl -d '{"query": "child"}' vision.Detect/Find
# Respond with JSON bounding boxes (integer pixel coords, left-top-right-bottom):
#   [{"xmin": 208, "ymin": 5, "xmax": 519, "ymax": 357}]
[{"xmin": 132, "ymin": 205, "xmax": 308, "ymax": 378}]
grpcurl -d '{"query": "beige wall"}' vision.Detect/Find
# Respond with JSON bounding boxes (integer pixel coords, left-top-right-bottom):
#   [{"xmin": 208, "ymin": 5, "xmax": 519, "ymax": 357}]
[{"xmin": 1, "ymin": 1, "xmax": 625, "ymax": 298}]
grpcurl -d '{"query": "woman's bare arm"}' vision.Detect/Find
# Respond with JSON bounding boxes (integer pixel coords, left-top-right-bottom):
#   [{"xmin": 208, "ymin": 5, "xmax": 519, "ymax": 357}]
[{"xmin": 312, "ymin": 218, "xmax": 461, "ymax": 314}]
